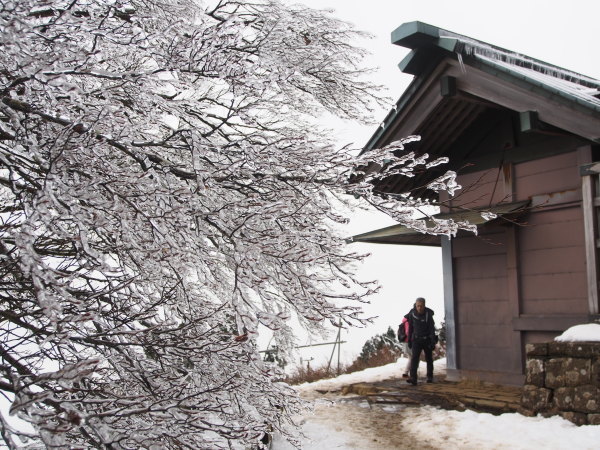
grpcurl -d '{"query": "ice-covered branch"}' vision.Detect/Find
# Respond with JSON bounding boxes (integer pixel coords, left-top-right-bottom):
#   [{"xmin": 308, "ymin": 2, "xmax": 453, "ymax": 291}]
[{"xmin": 0, "ymin": 0, "xmax": 471, "ymax": 447}]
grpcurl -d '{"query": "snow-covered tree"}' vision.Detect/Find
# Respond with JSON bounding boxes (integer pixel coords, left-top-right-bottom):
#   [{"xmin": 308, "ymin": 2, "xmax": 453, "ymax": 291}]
[
  {"xmin": 357, "ymin": 327, "xmax": 401, "ymax": 363},
  {"xmin": 0, "ymin": 0, "xmax": 471, "ymax": 447}
]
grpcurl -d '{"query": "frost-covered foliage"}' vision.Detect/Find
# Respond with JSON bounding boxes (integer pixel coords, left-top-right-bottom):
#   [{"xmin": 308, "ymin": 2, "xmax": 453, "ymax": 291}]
[{"xmin": 0, "ymin": 0, "xmax": 469, "ymax": 447}]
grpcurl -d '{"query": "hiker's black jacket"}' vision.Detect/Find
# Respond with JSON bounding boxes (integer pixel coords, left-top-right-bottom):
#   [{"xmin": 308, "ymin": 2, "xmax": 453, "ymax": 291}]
[{"xmin": 404, "ymin": 307, "xmax": 436, "ymax": 346}]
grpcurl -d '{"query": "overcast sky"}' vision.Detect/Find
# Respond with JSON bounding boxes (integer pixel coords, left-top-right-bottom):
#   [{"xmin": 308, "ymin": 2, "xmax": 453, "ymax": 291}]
[{"xmin": 276, "ymin": 0, "xmax": 600, "ymax": 368}]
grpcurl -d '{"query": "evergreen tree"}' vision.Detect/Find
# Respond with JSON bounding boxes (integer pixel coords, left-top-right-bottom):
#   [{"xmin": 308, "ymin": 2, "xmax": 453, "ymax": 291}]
[{"xmin": 358, "ymin": 327, "xmax": 402, "ymax": 363}]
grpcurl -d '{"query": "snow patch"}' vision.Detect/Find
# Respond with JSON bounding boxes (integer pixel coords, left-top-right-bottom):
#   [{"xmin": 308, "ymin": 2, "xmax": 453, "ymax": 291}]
[{"xmin": 554, "ymin": 323, "xmax": 600, "ymax": 342}]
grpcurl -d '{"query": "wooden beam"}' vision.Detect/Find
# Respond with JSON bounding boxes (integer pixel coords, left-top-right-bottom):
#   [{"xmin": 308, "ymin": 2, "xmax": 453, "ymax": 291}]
[
  {"xmin": 440, "ymin": 76, "xmax": 457, "ymax": 97},
  {"xmin": 530, "ymin": 189, "xmax": 581, "ymax": 209},
  {"xmin": 519, "ymin": 110, "xmax": 540, "ymax": 133},
  {"xmin": 452, "ymin": 59, "xmax": 600, "ymax": 142},
  {"xmin": 512, "ymin": 315, "xmax": 591, "ymax": 331},
  {"xmin": 580, "ymin": 161, "xmax": 600, "ymax": 176}
]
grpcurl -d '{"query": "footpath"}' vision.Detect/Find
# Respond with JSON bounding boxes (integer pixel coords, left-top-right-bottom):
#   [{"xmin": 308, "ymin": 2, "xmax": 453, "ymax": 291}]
[{"xmin": 334, "ymin": 375, "xmax": 523, "ymax": 415}]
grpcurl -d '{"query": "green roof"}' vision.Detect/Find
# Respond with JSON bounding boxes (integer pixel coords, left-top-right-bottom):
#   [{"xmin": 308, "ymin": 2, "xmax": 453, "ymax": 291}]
[
  {"xmin": 364, "ymin": 21, "xmax": 600, "ymax": 151},
  {"xmin": 348, "ymin": 201, "xmax": 530, "ymax": 246}
]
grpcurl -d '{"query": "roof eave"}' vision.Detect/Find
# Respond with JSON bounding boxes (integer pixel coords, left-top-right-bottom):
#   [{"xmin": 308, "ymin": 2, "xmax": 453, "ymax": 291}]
[
  {"xmin": 472, "ymin": 56, "xmax": 600, "ymax": 116},
  {"xmin": 348, "ymin": 200, "xmax": 530, "ymax": 246}
]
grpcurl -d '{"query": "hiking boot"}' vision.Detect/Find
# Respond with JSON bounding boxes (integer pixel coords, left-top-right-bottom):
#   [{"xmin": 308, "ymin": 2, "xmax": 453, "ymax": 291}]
[
  {"xmin": 402, "ymin": 373, "xmax": 409, "ymax": 378},
  {"xmin": 426, "ymin": 377, "xmax": 433, "ymax": 383},
  {"xmin": 406, "ymin": 378, "xmax": 417, "ymax": 386}
]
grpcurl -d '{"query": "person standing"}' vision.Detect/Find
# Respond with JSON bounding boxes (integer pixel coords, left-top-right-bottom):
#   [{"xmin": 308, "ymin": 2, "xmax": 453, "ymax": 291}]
[
  {"xmin": 405, "ymin": 297, "xmax": 436, "ymax": 385},
  {"xmin": 398, "ymin": 316, "xmax": 412, "ymax": 378}
]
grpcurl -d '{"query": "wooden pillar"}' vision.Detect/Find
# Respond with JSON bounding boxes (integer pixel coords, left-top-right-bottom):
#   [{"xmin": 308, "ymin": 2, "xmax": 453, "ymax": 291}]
[
  {"xmin": 581, "ymin": 175, "xmax": 599, "ymax": 314},
  {"xmin": 579, "ymin": 145, "xmax": 599, "ymax": 315},
  {"xmin": 441, "ymin": 235, "xmax": 458, "ymax": 377},
  {"xmin": 503, "ymin": 162, "xmax": 523, "ymax": 372},
  {"xmin": 506, "ymin": 225, "xmax": 523, "ymax": 372}
]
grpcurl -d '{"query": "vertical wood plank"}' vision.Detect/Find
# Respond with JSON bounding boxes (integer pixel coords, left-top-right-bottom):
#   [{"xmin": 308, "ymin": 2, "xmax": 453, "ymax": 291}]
[
  {"xmin": 506, "ymin": 225, "xmax": 523, "ymax": 372},
  {"xmin": 442, "ymin": 236, "xmax": 457, "ymax": 372},
  {"xmin": 503, "ymin": 158, "xmax": 523, "ymax": 372}
]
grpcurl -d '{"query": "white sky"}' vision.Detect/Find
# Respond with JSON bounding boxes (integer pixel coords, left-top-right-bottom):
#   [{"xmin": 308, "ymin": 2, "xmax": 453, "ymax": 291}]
[
  {"xmin": 297, "ymin": 0, "xmax": 600, "ymax": 148},
  {"xmin": 273, "ymin": 0, "xmax": 600, "ymax": 369}
]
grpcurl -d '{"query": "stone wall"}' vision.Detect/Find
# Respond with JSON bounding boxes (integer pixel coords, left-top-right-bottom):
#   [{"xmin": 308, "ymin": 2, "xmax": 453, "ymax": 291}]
[{"xmin": 521, "ymin": 341, "xmax": 600, "ymax": 425}]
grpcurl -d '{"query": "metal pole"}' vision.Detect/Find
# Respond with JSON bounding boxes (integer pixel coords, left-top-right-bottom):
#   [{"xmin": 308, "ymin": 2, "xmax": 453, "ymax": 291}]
[
  {"xmin": 258, "ymin": 341, "xmax": 346, "ymax": 353},
  {"xmin": 326, "ymin": 335, "xmax": 336, "ymax": 372},
  {"xmin": 337, "ymin": 319, "xmax": 341, "ymax": 375},
  {"xmin": 327, "ymin": 323, "xmax": 342, "ymax": 374}
]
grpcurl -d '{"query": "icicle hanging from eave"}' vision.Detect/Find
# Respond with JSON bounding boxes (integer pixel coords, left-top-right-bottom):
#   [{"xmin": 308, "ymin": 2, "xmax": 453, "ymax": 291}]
[
  {"xmin": 439, "ymin": 30, "xmax": 600, "ymax": 89},
  {"xmin": 474, "ymin": 54, "xmax": 600, "ymax": 108}
]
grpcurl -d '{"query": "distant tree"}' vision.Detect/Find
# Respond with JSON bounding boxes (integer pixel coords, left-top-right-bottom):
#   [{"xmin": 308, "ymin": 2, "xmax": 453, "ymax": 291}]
[
  {"xmin": 357, "ymin": 326, "xmax": 402, "ymax": 363},
  {"xmin": 263, "ymin": 346, "xmax": 287, "ymax": 370},
  {"xmin": 0, "ymin": 0, "xmax": 473, "ymax": 447},
  {"xmin": 438, "ymin": 320, "xmax": 447, "ymax": 345}
]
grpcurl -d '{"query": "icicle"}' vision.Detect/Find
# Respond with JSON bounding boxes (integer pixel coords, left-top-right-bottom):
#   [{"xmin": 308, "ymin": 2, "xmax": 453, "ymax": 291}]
[
  {"xmin": 456, "ymin": 52, "xmax": 466, "ymax": 74},
  {"xmin": 439, "ymin": 29, "xmax": 600, "ymax": 88},
  {"xmin": 480, "ymin": 211, "xmax": 498, "ymax": 221}
]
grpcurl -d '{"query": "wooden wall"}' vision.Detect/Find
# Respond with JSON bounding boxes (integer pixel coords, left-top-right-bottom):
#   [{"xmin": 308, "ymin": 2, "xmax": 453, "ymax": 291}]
[
  {"xmin": 450, "ymin": 149, "xmax": 588, "ymax": 383},
  {"xmin": 453, "ymin": 227, "xmax": 516, "ymax": 375},
  {"xmin": 447, "ymin": 168, "xmax": 510, "ymax": 209},
  {"xmin": 517, "ymin": 206, "xmax": 587, "ymax": 315},
  {"xmin": 514, "ymin": 152, "xmax": 587, "ymax": 316}
]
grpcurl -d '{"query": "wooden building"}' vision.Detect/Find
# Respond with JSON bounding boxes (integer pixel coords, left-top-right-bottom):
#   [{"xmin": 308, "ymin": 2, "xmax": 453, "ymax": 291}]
[{"xmin": 352, "ymin": 22, "xmax": 600, "ymax": 385}]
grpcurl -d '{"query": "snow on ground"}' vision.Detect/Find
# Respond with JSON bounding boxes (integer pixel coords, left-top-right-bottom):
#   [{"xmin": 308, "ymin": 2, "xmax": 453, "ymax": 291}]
[
  {"xmin": 403, "ymin": 405, "xmax": 600, "ymax": 450},
  {"xmin": 273, "ymin": 398, "xmax": 600, "ymax": 449},
  {"xmin": 273, "ymin": 324, "xmax": 600, "ymax": 449},
  {"xmin": 295, "ymin": 356, "xmax": 442, "ymax": 395}
]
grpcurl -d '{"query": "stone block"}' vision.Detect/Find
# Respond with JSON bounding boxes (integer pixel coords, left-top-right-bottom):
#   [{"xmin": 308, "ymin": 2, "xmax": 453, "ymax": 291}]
[
  {"xmin": 553, "ymin": 387, "xmax": 575, "ymax": 410},
  {"xmin": 545, "ymin": 358, "xmax": 591, "ymax": 388},
  {"xmin": 592, "ymin": 358, "xmax": 600, "ymax": 386},
  {"xmin": 548, "ymin": 342, "xmax": 597, "ymax": 358},
  {"xmin": 559, "ymin": 411, "xmax": 588, "ymax": 426},
  {"xmin": 588, "ymin": 414, "xmax": 600, "ymax": 425},
  {"xmin": 545, "ymin": 358, "xmax": 562, "ymax": 387},
  {"xmin": 525, "ymin": 358, "xmax": 545, "ymax": 387},
  {"xmin": 521, "ymin": 385, "xmax": 552, "ymax": 412},
  {"xmin": 539, "ymin": 407, "xmax": 560, "ymax": 418},
  {"xmin": 516, "ymin": 406, "xmax": 536, "ymax": 417},
  {"xmin": 548, "ymin": 342, "xmax": 566, "ymax": 356},
  {"xmin": 554, "ymin": 385, "xmax": 600, "ymax": 413},
  {"xmin": 572, "ymin": 386, "xmax": 600, "ymax": 413},
  {"xmin": 526, "ymin": 343, "xmax": 548, "ymax": 357}
]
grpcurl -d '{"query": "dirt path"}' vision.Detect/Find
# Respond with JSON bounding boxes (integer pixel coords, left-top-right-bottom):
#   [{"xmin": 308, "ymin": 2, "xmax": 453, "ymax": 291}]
[
  {"xmin": 304, "ymin": 395, "xmax": 439, "ymax": 449},
  {"xmin": 272, "ymin": 362, "xmax": 474, "ymax": 449},
  {"xmin": 284, "ymin": 393, "xmax": 441, "ymax": 450}
]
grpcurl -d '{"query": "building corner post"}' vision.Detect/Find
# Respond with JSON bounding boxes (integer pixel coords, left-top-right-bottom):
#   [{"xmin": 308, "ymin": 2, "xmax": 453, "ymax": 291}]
[{"xmin": 441, "ymin": 235, "xmax": 458, "ymax": 376}]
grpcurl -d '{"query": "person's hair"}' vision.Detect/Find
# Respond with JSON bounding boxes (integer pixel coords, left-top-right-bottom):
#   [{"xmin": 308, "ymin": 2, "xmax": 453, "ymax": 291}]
[{"xmin": 415, "ymin": 297, "xmax": 426, "ymax": 304}]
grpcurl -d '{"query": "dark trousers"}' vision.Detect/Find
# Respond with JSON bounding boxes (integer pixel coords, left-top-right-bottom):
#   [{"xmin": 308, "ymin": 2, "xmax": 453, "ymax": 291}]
[{"xmin": 410, "ymin": 338, "xmax": 433, "ymax": 380}]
